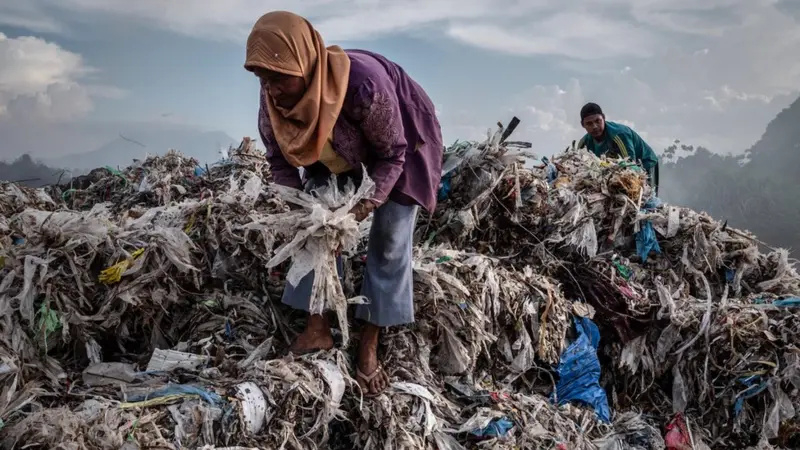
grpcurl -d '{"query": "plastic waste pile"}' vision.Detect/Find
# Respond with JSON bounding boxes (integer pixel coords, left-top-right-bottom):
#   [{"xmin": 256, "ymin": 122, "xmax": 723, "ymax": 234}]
[{"xmin": 0, "ymin": 123, "xmax": 798, "ymax": 449}]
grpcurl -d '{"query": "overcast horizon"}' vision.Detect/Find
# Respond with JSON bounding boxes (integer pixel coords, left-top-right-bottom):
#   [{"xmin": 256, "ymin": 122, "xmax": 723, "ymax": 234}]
[{"xmin": 1, "ymin": 0, "xmax": 799, "ymax": 161}]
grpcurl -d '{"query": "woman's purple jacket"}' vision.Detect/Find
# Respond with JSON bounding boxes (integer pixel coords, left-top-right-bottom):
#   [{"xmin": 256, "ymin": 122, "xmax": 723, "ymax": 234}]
[{"xmin": 259, "ymin": 49, "xmax": 444, "ymax": 213}]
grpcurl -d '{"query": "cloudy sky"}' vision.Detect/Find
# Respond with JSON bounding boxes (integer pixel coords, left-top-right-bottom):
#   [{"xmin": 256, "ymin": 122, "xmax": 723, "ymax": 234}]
[{"xmin": 1, "ymin": 0, "xmax": 799, "ymax": 161}]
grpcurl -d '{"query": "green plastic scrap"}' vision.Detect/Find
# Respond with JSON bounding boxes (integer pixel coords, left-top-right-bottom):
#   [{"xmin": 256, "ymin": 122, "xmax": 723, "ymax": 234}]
[
  {"xmin": 613, "ymin": 261, "xmax": 632, "ymax": 280},
  {"xmin": 127, "ymin": 418, "xmax": 139, "ymax": 441},
  {"xmin": 104, "ymin": 166, "xmax": 124, "ymax": 176},
  {"xmin": 435, "ymin": 256, "xmax": 453, "ymax": 264},
  {"xmin": 104, "ymin": 166, "xmax": 129, "ymax": 187},
  {"xmin": 36, "ymin": 302, "xmax": 62, "ymax": 350},
  {"xmin": 61, "ymin": 188, "xmax": 77, "ymax": 200},
  {"xmin": 200, "ymin": 298, "xmax": 219, "ymax": 308},
  {"xmin": 618, "ymin": 161, "xmax": 643, "ymax": 172},
  {"xmin": 423, "ymin": 231, "xmax": 438, "ymax": 247}
]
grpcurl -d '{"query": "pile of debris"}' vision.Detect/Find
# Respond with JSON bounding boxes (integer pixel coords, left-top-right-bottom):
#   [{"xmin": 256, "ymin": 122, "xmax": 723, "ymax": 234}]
[{"xmin": 0, "ymin": 124, "xmax": 797, "ymax": 449}]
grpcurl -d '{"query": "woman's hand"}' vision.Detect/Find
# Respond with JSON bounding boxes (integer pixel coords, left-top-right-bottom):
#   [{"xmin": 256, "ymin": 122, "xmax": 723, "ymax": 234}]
[{"xmin": 349, "ymin": 200, "xmax": 376, "ymax": 222}]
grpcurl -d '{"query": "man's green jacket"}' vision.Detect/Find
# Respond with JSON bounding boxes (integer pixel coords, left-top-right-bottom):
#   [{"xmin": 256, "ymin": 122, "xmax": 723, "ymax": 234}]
[{"xmin": 578, "ymin": 121, "xmax": 659, "ymax": 194}]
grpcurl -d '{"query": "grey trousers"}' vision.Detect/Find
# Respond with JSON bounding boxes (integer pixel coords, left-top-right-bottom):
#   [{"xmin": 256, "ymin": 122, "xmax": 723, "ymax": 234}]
[{"xmin": 282, "ymin": 191, "xmax": 418, "ymax": 327}]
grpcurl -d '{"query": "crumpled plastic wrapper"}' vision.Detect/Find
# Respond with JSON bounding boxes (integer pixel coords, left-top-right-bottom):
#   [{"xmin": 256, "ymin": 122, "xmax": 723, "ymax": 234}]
[{"xmin": 264, "ymin": 170, "xmax": 375, "ymax": 347}]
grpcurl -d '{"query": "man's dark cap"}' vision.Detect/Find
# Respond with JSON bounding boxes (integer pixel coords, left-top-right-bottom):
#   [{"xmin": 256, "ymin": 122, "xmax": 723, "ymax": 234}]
[{"xmin": 580, "ymin": 102, "xmax": 604, "ymax": 121}]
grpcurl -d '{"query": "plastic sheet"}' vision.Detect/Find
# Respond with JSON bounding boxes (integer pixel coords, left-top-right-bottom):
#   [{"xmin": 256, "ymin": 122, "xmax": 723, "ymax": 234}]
[
  {"xmin": 542, "ymin": 156, "xmax": 559, "ymax": 183},
  {"xmin": 235, "ymin": 382, "xmax": 267, "ymax": 434},
  {"xmin": 664, "ymin": 414, "xmax": 691, "ymax": 450},
  {"xmin": 264, "ymin": 171, "xmax": 375, "ymax": 346},
  {"xmin": 734, "ymin": 376, "xmax": 769, "ymax": 417},
  {"xmin": 438, "ymin": 173, "xmax": 452, "ymax": 201},
  {"xmin": 773, "ymin": 296, "xmax": 800, "ymax": 307},
  {"xmin": 125, "ymin": 384, "xmax": 223, "ymax": 406},
  {"xmin": 644, "ymin": 196, "xmax": 663, "ymax": 210},
  {"xmin": 764, "ymin": 381, "xmax": 795, "ymax": 440},
  {"xmin": 470, "ymin": 417, "xmax": 514, "ymax": 438},
  {"xmin": 636, "ymin": 220, "xmax": 661, "ymax": 262},
  {"xmin": 552, "ymin": 317, "xmax": 611, "ymax": 422}
]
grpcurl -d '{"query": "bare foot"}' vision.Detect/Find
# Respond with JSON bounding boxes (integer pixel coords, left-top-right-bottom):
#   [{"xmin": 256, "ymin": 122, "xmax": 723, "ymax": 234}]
[
  {"xmin": 290, "ymin": 314, "xmax": 334, "ymax": 354},
  {"xmin": 356, "ymin": 324, "xmax": 389, "ymax": 396}
]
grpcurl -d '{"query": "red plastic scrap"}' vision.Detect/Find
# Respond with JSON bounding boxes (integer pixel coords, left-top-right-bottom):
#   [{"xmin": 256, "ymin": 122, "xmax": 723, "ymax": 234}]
[
  {"xmin": 616, "ymin": 283, "xmax": 639, "ymax": 299},
  {"xmin": 665, "ymin": 413, "xmax": 692, "ymax": 450},
  {"xmin": 490, "ymin": 392, "xmax": 510, "ymax": 403}
]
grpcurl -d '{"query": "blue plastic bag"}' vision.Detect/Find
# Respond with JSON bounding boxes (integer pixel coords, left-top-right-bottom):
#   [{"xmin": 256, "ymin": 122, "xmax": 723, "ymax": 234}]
[
  {"xmin": 438, "ymin": 174, "xmax": 453, "ymax": 202},
  {"xmin": 551, "ymin": 317, "xmax": 611, "ymax": 422},
  {"xmin": 470, "ymin": 417, "xmax": 514, "ymax": 438},
  {"xmin": 542, "ymin": 157, "xmax": 558, "ymax": 183},
  {"xmin": 637, "ymin": 197, "xmax": 663, "ymax": 262},
  {"xmin": 773, "ymin": 297, "xmax": 800, "ymax": 308},
  {"xmin": 644, "ymin": 196, "xmax": 663, "ymax": 210},
  {"xmin": 725, "ymin": 269, "xmax": 736, "ymax": 284},
  {"xmin": 128, "ymin": 384, "xmax": 223, "ymax": 405},
  {"xmin": 733, "ymin": 376, "xmax": 768, "ymax": 417},
  {"xmin": 636, "ymin": 221, "xmax": 661, "ymax": 263}
]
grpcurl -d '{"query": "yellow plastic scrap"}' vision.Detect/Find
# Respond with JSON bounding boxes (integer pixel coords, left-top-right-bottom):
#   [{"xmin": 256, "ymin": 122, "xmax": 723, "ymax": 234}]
[
  {"xmin": 184, "ymin": 211, "xmax": 197, "ymax": 234},
  {"xmin": 553, "ymin": 176, "xmax": 571, "ymax": 189},
  {"xmin": 613, "ymin": 173, "xmax": 643, "ymax": 200},
  {"xmin": 99, "ymin": 248, "xmax": 145, "ymax": 285}
]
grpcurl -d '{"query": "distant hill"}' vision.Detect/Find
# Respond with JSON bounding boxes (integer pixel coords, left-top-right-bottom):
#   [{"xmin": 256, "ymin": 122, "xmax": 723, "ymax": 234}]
[
  {"xmin": 44, "ymin": 126, "xmax": 237, "ymax": 172},
  {"xmin": 661, "ymin": 95, "xmax": 800, "ymax": 254},
  {"xmin": 745, "ymin": 96, "xmax": 800, "ymax": 178},
  {"xmin": 0, "ymin": 154, "xmax": 66, "ymax": 187}
]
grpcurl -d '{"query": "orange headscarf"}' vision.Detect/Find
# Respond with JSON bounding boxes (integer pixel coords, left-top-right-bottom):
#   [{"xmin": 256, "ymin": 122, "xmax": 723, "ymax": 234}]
[{"xmin": 244, "ymin": 11, "xmax": 350, "ymax": 167}]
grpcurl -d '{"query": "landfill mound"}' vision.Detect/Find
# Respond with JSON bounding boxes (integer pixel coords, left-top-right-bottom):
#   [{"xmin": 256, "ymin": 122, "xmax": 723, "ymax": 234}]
[{"xmin": 0, "ymin": 127, "xmax": 798, "ymax": 450}]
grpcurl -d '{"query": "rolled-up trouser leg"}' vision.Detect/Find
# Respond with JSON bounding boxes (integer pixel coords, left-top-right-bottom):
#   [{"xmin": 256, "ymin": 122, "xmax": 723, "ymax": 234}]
[{"xmin": 356, "ymin": 200, "xmax": 418, "ymax": 327}]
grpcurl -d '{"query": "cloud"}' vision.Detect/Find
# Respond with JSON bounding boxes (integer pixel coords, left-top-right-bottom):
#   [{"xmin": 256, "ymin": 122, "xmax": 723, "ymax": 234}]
[
  {"xmin": 628, "ymin": 0, "xmax": 747, "ymax": 37},
  {"xmin": 5, "ymin": 81, "xmax": 93, "ymax": 121},
  {"xmin": 0, "ymin": 33, "xmax": 93, "ymax": 121},
  {"xmin": 84, "ymin": 85, "xmax": 129, "ymax": 100},
  {"xmin": 0, "ymin": 34, "xmax": 87, "ymax": 93},
  {"xmin": 0, "ymin": 0, "xmax": 514, "ymax": 42},
  {"xmin": 0, "ymin": 3, "xmax": 63, "ymax": 33},
  {"xmin": 3, "ymin": 1, "xmax": 798, "ymax": 87},
  {"xmin": 0, "ymin": 33, "xmax": 125, "ymax": 123},
  {"xmin": 2, "ymin": 0, "xmax": 799, "ymax": 156},
  {"xmin": 448, "ymin": 11, "xmax": 658, "ymax": 60},
  {"xmin": 505, "ymin": 80, "xmax": 587, "ymax": 154},
  {"xmin": 5, "ymin": 1, "xmax": 796, "ymax": 91}
]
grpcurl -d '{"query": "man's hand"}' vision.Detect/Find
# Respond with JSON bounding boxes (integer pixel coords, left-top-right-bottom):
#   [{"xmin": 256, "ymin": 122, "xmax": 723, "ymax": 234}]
[{"xmin": 349, "ymin": 200, "xmax": 376, "ymax": 222}]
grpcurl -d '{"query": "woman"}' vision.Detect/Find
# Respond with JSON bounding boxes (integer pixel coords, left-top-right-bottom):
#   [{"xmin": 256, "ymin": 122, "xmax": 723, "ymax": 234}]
[{"xmin": 244, "ymin": 11, "xmax": 443, "ymax": 396}]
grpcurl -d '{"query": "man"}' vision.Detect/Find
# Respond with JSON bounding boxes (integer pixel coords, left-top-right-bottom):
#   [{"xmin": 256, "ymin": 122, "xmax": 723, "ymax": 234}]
[{"xmin": 577, "ymin": 102, "xmax": 659, "ymax": 194}]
